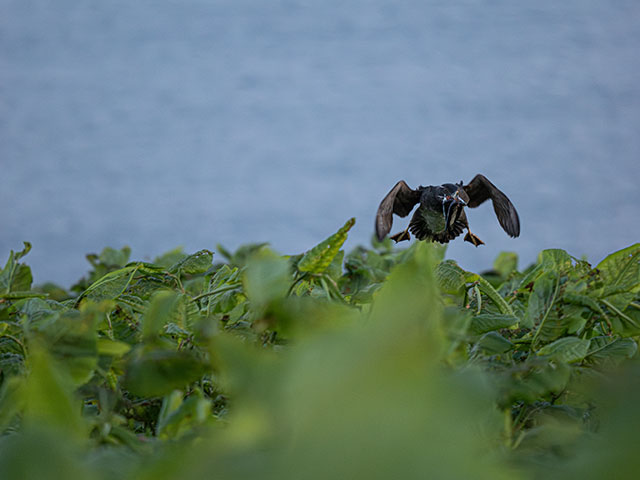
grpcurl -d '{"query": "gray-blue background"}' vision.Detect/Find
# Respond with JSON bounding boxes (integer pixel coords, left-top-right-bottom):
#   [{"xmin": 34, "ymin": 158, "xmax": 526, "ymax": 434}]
[{"xmin": 1, "ymin": 0, "xmax": 639, "ymax": 287}]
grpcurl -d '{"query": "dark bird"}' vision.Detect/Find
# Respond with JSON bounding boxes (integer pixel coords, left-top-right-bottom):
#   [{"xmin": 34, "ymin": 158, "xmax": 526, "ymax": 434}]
[{"xmin": 375, "ymin": 174, "xmax": 520, "ymax": 246}]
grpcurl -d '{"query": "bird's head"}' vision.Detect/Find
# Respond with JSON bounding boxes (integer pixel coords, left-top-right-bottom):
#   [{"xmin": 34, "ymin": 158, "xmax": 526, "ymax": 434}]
[{"xmin": 439, "ymin": 184, "xmax": 467, "ymax": 205}]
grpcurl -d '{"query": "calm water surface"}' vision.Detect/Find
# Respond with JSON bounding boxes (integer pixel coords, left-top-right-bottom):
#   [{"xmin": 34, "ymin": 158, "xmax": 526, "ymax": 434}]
[{"xmin": 1, "ymin": 0, "xmax": 639, "ymax": 286}]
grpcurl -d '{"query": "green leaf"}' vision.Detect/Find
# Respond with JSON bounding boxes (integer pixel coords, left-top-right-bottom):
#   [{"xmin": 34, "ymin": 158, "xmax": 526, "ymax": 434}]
[
  {"xmin": 156, "ymin": 388, "xmax": 211, "ymax": 439},
  {"xmin": 298, "ymin": 218, "xmax": 355, "ymax": 274},
  {"xmin": 0, "ymin": 429, "xmax": 90, "ymax": 480},
  {"xmin": 601, "ymin": 292, "xmax": 636, "ymax": 314},
  {"xmin": 592, "ymin": 244, "xmax": 640, "ymax": 315},
  {"xmin": 517, "ymin": 264, "xmax": 544, "ymax": 291},
  {"xmin": 14, "ymin": 241, "xmax": 32, "ymax": 262},
  {"xmin": 9, "ymin": 265, "xmax": 32, "ymax": 294},
  {"xmin": 596, "ymin": 243, "xmax": 640, "ymax": 292},
  {"xmin": 98, "ymin": 246, "xmax": 131, "ymax": 267},
  {"xmin": 326, "ymin": 250, "xmax": 345, "ymax": 281},
  {"xmin": 474, "ymin": 331, "xmax": 514, "ymax": 355},
  {"xmin": 211, "ymin": 264, "xmax": 242, "ymax": 287},
  {"xmin": 22, "ymin": 341, "xmax": 86, "ymax": 437},
  {"xmin": 493, "ymin": 252, "xmax": 518, "ymax": 278},
  {"xmin": 123, "ymin": 349, "xmax": 208, "ymax": 397},
  {"xmin": 536, "ymin": 337, "xmax": 591, "ymax": 363},
  {"xmin": 198, "ymin": 265, "xmax": 244, "ymax": 315},
  {"xmin": 0, "ymin": 377, "xmax": 25, "ymax": 431},
  {"xmin": 370, "ymin": 242, "xmax": 442, "ymax": 335},
  {"xmin": 563, "ymin": 292, "xmax": 605, "ymax": 315},
  {"xmin": 142, "ymin": 290, "xmax": 183, "ymax": 340},
  {"xmin": 217, "ymin": 243, "xmax": 268, "ymax": 267},
  {"xmin": 608, "ymin": 306, "xmax": 640, "ymax": 337},
  {"xmin": 0, "ymin": 242, "xmax": 33, "ymax": 294},
  {"xmin": 501, "ymin": 361, "xmax": 572, "ymax": 405},
  {"xmin": 153, "ymin": 247, "xmax": 187, "ymax": 268},
  {"xmin": 165, "ymin": 322, "xmax": 190, "ymax": 337},
  {"xmin": 539, "ymin": 249, "xmax": 573, "ymax": 273},
  {"xmin": 0, "ymin": 351, "xmax": 25, "ymax": 379},
  {"xmin": 435, "ymin": 260, "xmax": 467, "ymax": 294},
  {"xmin": 24, "ymin": 302, "xmax": 100, "ymax": 385},
  {"xmin": 584, "ymin": 336, "xmax": 638, "ymax": 366},
  {"xmin": 526, "ymin": 274, "xmax": 563, "ymax": 343},
  {"xmin": 468, "ymin": 314, "xmax": 518, "ymax": 335},
  {"xmin": 243, "ymin": 248, "xmax": 291, "ymax": 308},
  {"xmin": 0, "ymin": 291, "xmax": 44, "ymax": 300},
  {"xmin": 474, "ymin": 274, "xmax": 514, "ymax": 316},
  {"xmin": 169, "ymin": 249, "xmax": 214, "ymax": 275},
  {"xmin": 436, "ymin": 261, "xmax": 513, "ymax": 314},
  {"xmin": 96, "ymin": 338, "xmax": 132, "ymax": 357},
  {"xmin": 156, "ymin": 390, "xmax": 184, "ymax": 437},
  {"xmin": 18, "ymin": 297, "xmax": 65, "ymax": 328},
  {"xmin": 77, "ymin": 264, "xmax": 141, "ymax": 304}
]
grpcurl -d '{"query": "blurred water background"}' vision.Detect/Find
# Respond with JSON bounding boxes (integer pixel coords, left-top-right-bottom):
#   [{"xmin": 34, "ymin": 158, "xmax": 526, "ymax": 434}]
[{"xmin": 1, "ymin": 0, "xmax": 639, "ymax": 287}]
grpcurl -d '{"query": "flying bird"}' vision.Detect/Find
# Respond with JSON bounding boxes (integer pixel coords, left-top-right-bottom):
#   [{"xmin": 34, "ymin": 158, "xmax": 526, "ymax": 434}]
[{"xmin": 375, "ymin": 174, "xmax": 520, "ymax": 246}]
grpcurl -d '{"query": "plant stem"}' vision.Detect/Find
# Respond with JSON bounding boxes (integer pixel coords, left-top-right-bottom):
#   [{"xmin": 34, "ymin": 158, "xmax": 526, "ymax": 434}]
[
  {"xmin": 192, "ymin": 283, "xmax": 241, "ymax": 303},
  {"xmin": 601, "ymin": 299, "xmax": 640, "ymax": 329}
]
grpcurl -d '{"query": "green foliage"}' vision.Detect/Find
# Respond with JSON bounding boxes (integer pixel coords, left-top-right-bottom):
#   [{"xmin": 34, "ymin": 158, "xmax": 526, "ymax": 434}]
[
  {"xmin": 0, "ymin": 242, "xmax": 34, "ymax": 297},
  {"xmin": 243, "ymin": 248, "xmax": 291, "ymax": 309},
  {"xmin": 0, "ymin": 229, "xmax": 638, "ymax": 479},
  {"xmin": 297, "ymin": 217, "xmax": 355, "ymax": 273}
]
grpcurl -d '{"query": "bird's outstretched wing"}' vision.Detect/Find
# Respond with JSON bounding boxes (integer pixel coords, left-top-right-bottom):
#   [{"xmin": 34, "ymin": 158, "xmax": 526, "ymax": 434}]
[
  {"xmin": 463, "ymin": 174, "xmax": 520, "ymax": 237},
  {"xmin": 375, "ymin": 180, "xmax": 421, "ymax": 241}
]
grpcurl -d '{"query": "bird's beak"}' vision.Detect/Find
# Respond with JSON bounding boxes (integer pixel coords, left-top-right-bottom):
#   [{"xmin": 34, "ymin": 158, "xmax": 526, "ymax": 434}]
[
  {"xmin": 453, "ymin": 191, "xmax": 466, "ymax": 206},
  {"xmin": 444, "ymin": 192, "xmax": 466, "ymax": 226}
]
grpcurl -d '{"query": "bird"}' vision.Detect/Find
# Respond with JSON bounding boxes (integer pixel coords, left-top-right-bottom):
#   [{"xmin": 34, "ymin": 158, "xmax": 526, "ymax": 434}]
[{"xmin": 375, "ymin": 174, "xmax": 520, "ymax": 246}]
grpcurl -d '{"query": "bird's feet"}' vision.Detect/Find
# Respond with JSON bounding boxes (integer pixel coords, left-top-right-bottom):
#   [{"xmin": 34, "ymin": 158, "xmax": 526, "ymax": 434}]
[
  {"xmin": 390, "ymin": 229, "xmax": 411, "ymax": 243},
  {"xmin": 464, "ymin": 231, "xmax": 485, "ymax": 247}
]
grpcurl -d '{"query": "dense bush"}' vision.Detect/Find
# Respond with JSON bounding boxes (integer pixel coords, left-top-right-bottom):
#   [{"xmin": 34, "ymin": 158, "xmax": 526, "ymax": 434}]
[{"xmin": 1, "ymin": 219, "xmax": 639, "ymax": 479}]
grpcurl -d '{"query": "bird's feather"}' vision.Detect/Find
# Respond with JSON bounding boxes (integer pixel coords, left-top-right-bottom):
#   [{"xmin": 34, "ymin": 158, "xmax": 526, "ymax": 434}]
[
  {"xmin": 463, "ymin": 174, "xmax": 520, "ymax": 237},
  {"xmin": 375, "ymin": 180, "xmax": 421, "ymax": 241},
  {"xmin": 409, "ymin": 205, "xmax": 467, "ymax": 243}
]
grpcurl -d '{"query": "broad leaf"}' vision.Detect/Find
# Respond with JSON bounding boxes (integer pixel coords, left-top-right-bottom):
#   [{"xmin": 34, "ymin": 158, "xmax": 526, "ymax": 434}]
[
  {"xmin": 156, "ymin": 388, "xmax": 211, "ymax": 439},
  {"xmin": 142, "ymin": 290, "xmax": 184, "ymax": 340},
  {"xmin": 474, "ymin": 331, "xmax": 514, "ymax": 355},
  {"xmin": 243, "ymin": 248, "xmax": 291, "ymax": 308},
  {"xmin": 537, "ymin": 337, "xmax": 591, "ymax": 363},
  {"xmin": 123, "ymin": 349, "xmax": 209, "ymax": 397},
  {"xmin": 469, "ymin": 314, "xmax": 518, "ymax": 335},
  {"xmin": 539, "ymin": 249, "xmax": 573, "ymax": 273},
  {"xmin": 0, "ymin": 242, "xmax": 32, "ymax": 294},
  {"xmin": 596, "ymin": 243, "xmax": 639, "ymax": 292},
  {"xmin": 493, "ymin": 252, "xmax": 518, "ymax": 278},
  {"xmin": 169, "ymin": 249, "xmax": 213, "ymax": 275},
  {"xmin": 298, "ymin": 218, "xmax": 355, "ymax": 274},
  {"xmin": 98, "ymin": 246, "xmax": 131, "ymax": 267},
  {"xmin": 474, "ymin": 274, "xmax": 514, "ymax": 316},
  {"xmin": 584, "ymin": 336, "xmax": 638, "ymax": 366},
  {"xmin": 96, "ymin": 338, "xmax": 132, "ymax": 357},
  {"xmin": 23, "ymin": 342, "xmax": 86, "ymax": 436},
  {"xmin": 77, "ymin": 265, "xmax": 141, "ymax": 304},
  {"xmin": 435, "ymin": 260, "xmax": 467, "ymax": 294},
  {"xmin": 526, "ymin": 274, "xmax": 564, "ymax": 343},
  {"xmin": 23, "ymin": 302, "xmax": 100, "ymax": 385}
]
